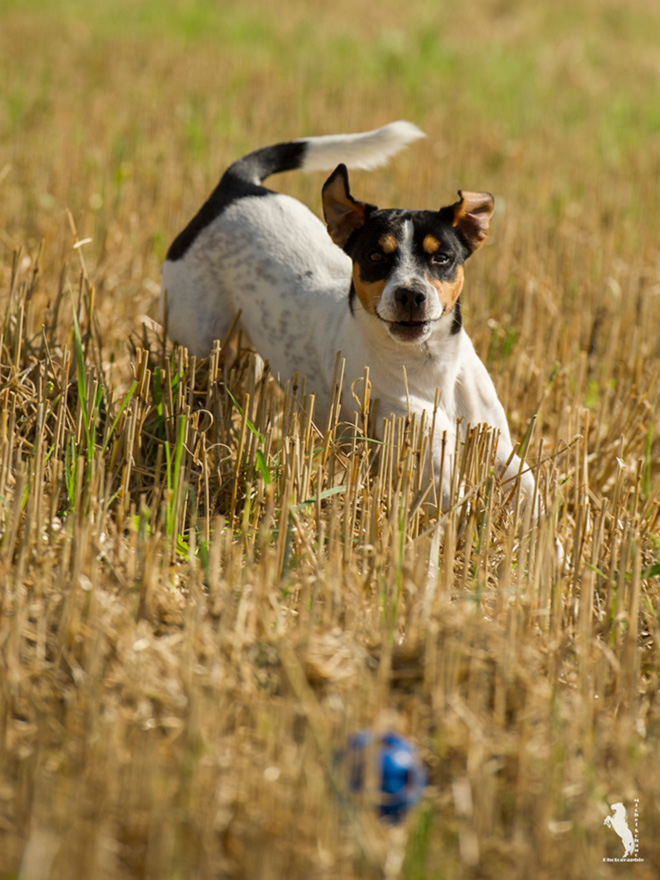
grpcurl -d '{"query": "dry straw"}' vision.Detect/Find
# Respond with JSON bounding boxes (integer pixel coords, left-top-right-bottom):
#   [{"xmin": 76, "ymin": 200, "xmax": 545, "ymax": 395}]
[{"xmin": 1, "ymin": 235, "xmax": 658, "ymax": 877}]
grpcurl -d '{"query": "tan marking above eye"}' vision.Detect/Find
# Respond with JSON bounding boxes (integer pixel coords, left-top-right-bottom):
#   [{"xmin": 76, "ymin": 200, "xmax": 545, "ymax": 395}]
[
  {"xmin": 423, "ymin": 234, "xmax": 441, "ymax": 255},
  {"xmin": 352, "ymin": 265, "xmax": 386, "ymax": 315},
  {"xmin": 378, "ymin": 234, "xmax": 398, "ymax": 254},
  {"xmin": 427, "ymin": 265, "xmax": 464, "ymax": 310}
]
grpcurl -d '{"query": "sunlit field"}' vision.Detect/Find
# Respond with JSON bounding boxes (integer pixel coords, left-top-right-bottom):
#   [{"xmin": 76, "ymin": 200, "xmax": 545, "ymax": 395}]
[{"xmin": 1, "ymin": 1, "xmax": 659, "ymax": 877}]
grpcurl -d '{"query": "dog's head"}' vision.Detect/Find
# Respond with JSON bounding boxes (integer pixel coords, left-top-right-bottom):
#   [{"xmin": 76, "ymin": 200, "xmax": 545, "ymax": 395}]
[{"xmin": 322, "ymin": 164, "xmax": 494, "ymax": 345}]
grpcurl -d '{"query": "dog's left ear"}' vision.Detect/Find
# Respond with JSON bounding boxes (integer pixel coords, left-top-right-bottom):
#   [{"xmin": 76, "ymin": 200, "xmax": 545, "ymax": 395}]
[
  {"xmin": 322, "ymin": 164, "xmax": 374, "ymax": 250},
  {"xmin": 449, "ymin": 191, "xmax": 494, "ymax": 254}
]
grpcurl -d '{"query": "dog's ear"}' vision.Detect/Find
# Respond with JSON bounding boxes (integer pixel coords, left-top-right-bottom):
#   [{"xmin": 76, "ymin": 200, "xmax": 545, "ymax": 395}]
[
  {"xmin": 322, "ymin": 164, "xmax": 373, "ymax": 249},
  {"xmin": 448, "ymin": 191, "xmax": 494, "ymax": 254}
]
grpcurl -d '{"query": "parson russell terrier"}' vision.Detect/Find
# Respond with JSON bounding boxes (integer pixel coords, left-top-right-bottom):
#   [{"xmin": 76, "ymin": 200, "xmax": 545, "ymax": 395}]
[{"xmin": 162, "ymin": 122, "xmax": 536, "ymax": 507}]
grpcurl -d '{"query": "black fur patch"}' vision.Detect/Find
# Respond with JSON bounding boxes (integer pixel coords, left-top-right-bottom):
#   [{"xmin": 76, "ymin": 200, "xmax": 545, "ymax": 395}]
[
  {"xmin": 451, "ymin": 298, "xmax": 462, "ymax": 334},
  {"xmin": 167, "ymin": 141, "xmax": 307, "ymax": 262}
]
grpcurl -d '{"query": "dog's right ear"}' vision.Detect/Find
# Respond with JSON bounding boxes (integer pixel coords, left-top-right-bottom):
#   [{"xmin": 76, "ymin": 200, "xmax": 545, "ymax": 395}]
[
  {"xmin": 447, "ymin": 191, "xmax": 494, "ymax": 254},
  {"xmin": 322, "ymin": 164, "xmax": 373, "ymax": 250}
]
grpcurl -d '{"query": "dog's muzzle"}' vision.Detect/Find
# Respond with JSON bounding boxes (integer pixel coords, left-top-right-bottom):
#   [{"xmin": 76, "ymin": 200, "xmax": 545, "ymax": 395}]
[{"xmin": 377, "ymin": 281, "xmax": 440, "ymax": 343}]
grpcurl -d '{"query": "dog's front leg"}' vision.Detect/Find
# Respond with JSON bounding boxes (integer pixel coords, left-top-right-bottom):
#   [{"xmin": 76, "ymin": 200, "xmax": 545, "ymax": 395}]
[
  {"xmin": 454, "ymin": 348, "xmax": 540, "ymax": 511},
  {"xmin": 495, "ymin": 439, "xmax": 538, "ymax": 510},
  {"xmin": 430, "ymin": 421, "xmax": 530, "ymax": 513}
]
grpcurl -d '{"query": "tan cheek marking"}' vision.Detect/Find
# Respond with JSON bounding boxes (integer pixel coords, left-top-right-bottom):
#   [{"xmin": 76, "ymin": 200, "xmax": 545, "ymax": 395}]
[
  {"xmin": 379, "ymin": 234, "xmax": 398, "ymax": 254},
  {"xmin": 427, "ymin": 265, "xmax": 464, "ymax": 311},
  {"xmin": 423, "ymin": 234, "xmax": 441, "ymax": 255},
  {"xmin": 352, "ymin": 265, "xmax": 386, "ymax": 315}
]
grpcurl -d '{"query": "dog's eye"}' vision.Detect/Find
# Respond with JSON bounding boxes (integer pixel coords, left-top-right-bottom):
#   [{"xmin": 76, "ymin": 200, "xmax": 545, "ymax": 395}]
[
  {"xmin": 369, "ymin": 250, "xmax": 386, "ymax": 263},
  {"xmin": 432, "ymin": 253, "xmax": 451, "ymax": 266}
]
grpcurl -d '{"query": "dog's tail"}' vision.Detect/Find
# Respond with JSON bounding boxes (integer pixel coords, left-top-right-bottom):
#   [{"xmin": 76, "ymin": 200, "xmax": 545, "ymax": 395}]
[{"xmin": 228, "ymin": 121, "xmax": 425, "ymax": 185}]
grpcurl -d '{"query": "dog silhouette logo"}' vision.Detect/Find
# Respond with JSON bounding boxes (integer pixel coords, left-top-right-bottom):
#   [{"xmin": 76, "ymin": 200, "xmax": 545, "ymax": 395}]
[{"xmin": 603, "ymin": 802, "xmax": 636, "ymax": 858}]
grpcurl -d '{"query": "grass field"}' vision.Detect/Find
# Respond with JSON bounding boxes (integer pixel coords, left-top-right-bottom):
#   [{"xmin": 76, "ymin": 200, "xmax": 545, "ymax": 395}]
[{"xmin": 1, "ymin": 0, "xmax": 660, "ymax": 877}]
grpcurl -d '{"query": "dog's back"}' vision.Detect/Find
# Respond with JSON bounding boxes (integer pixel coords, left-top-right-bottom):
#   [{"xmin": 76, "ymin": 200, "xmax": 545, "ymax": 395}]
[{"xmin": 161, "ymin": 122, "xmax": 424, "ymax": 358}]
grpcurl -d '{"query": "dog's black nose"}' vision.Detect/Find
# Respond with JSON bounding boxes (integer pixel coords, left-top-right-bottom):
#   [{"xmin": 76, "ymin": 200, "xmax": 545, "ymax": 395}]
[{"xmin": 394, "ymin": 287, "xmax": 427, "ymax": 310}]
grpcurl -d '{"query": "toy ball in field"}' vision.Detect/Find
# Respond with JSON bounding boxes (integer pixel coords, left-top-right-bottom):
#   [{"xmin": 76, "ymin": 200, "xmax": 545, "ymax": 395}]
[{"xmin": 344, "ymin": 730, "xmax": 427, "ymax": 822}]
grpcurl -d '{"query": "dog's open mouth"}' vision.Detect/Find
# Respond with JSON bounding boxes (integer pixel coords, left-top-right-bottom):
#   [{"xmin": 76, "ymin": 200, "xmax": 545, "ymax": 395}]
[{"xmin": 388, "ymin": 320, "xmax": 432, "ymax": 342}]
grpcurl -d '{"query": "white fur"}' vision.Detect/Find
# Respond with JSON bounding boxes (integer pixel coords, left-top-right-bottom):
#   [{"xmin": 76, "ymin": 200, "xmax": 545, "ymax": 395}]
[{"xmin": 297, "ymin": 120, "xmax": 425, "ymax": 172}]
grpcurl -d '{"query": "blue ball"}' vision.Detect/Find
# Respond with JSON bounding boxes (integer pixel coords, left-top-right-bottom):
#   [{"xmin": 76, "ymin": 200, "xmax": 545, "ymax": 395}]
[{"xmin": 344, "ymin": 730, "xmax": 427, "ymax": 822}]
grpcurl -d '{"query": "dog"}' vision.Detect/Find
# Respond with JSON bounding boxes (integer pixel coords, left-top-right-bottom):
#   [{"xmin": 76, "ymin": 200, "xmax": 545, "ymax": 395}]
[{"xmin": 162, "ymin": 121, "xmax": 536, "ymax": 508}]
